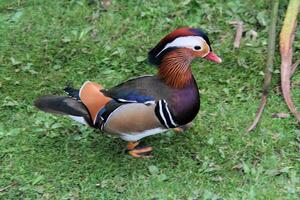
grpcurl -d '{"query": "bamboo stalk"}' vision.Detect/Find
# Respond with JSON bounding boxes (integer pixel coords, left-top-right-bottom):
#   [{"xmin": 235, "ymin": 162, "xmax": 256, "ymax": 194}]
[{"xmin": 247, "ymin": 0, "xmax": 279, "ymax": 132}]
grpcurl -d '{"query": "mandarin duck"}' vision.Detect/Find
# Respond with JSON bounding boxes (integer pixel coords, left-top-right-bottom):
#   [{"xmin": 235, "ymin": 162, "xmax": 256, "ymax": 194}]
[{"xmin": 35, "ymin": 28, "xmax": 222, "ymax": 158}]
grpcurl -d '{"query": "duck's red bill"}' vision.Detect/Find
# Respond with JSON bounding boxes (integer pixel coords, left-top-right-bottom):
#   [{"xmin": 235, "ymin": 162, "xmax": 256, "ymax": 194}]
[{"xmin": 204, "ymin": 52, "xmax": 222, "ymax": 63}]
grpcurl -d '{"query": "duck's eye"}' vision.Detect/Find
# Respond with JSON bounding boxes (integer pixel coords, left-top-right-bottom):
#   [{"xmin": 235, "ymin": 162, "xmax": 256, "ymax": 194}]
[{"xmin": 194, "ymin": 46, "xmax": 201, "ymax": 50}]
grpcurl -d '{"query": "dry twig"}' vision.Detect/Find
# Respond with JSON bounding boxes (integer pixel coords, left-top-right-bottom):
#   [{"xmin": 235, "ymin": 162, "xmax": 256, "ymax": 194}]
[
  {"xmin": 230, "ymin": 21, "xmax": 243, "ymax": 48},
  {"xmin": 272, "ymin": 113, "xmax": 290, "ymax": 118},
  {"xmin": 0, "ymin": 182, "xmax": 18, "ymax": 193}
]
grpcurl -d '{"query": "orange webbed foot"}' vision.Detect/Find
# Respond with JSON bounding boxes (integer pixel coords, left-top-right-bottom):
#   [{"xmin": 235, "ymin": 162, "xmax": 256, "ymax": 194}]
[
  {"xmin": 173, "ymin": 127, "xmax": 184, "ymax": 132},
  {"xmin": 173, "ymin": 122, "xmax": 194, "ymax": 133},
  {"xmin": 126, "ymin": 141, "xmax": 153, "ymax": 158}
]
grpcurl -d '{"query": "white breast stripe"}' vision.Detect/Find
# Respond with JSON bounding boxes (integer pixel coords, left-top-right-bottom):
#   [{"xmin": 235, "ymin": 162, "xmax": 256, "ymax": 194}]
[
  {"xmin": 158, "ymin": 100, "xmax": 169, "ymax": 128},
  {"xmin": 163, "ymin": 100, "xmax": 177, "ymax": 127}
]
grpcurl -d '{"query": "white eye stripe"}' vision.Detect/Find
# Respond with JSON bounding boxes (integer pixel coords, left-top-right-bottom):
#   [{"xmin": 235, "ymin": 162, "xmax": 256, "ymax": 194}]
[{"xmin": 156, "ymin": 36, "xmax": 207, "ymax": 57}]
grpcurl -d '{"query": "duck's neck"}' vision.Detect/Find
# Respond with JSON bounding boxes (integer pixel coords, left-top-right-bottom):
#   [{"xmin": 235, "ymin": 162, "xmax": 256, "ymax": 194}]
[{"xmin": 158, "ymin": 49, "xmax": 195, "ymax": 88}]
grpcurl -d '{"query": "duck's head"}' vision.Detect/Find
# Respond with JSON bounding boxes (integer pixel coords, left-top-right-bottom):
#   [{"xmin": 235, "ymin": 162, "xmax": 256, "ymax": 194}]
[{"xmin": 148, "ymin": 27, "xmax": 222, "ymax": 66}]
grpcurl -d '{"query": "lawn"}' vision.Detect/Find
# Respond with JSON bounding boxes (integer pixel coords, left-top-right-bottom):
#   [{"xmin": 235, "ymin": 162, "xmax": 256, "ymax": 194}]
[{"xmin": 0, "ymin": 0, "xmax": 300, "ymax": 199}]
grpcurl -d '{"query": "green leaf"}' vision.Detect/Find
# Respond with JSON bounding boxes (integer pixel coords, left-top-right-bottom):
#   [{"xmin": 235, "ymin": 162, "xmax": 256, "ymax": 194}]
[
  {"xmin": 79, "ymin": 26, "xmax": 94, "ymax": 40},
  {"xmin": 10, "ymin": 57, "xmax": 21, "ymax": 66},
  {"xmin": 62, "ymin": 37, "xmax": 71, "ymax": 43},
  {"xmin": 32, "ymin": 175, "xmax": 44, "ymax": 185},
  {"xmin": 52, "ymin": 64, "xmax": 62, "ymax": 70},
  {"xmin": 29, "ymin": 69, "xmax": 38, "ymax": 75},
  {"xmin": 158, "ymin": 174, "xmax": 168, "ymax": 181},
  {"xmin": 51, "ymin": 123, "xmax": 62, "ymax": 129},
  {"xmin": 265, "ymin": 167, "xmax": 292, "ymax": 176},
  {"xmin": 21, "ymin": 63, "xmax": 33, "ymax": 72},
  {"xmin": 10, "ymin": 10, "xmax": 23, "ymax": 23},
  {"xmin": 72, "ymin": 134, "xmax": 82, "ymax": 141},
  {"xmin": 242, "ymin": 162, "xmax": 250, "ymax": 174},
  {"xmin": 256, "ymin": 11, "xmax": 267, "ymax": 26},
  {"xmin": 136, "ymin": 56, "xmax": 146, "ymax": 62},
  {"xmin": 207, "ymin": 138, "xmax": 214, "ymax": 145},
  {"xmin": 181, "ymin": 0, "xmax": 192, "ymax": 6},
  {"xmin": 2, "ymin": 96, "xmax": 19, "ymax": 107},
  {"xmin": 0, "ymin": 128, "xmax": 21, "ymax": 138},
  {"xmin": 148, "ymin": 165, "xmax": 159, "ymax": 175},
  {"xmin": 116, "ymin": 185, "xmax": 126, "ymax": 193}
]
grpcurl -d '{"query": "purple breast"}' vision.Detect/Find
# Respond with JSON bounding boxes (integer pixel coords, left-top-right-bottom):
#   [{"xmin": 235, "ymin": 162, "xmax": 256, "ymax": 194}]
[{"xmin": 169, "ymin": 78, "xmax": 200, "ymax": 125}]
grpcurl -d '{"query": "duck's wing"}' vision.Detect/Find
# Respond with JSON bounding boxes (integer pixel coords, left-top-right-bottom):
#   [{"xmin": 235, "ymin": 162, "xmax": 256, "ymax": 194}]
[
  {"xmin": 100, "ymin": 76, "xmax": 178, "ymax": 135},
  {"xmin": 101, "ymin": 75, "xmax": 172, "ymax": 103}
]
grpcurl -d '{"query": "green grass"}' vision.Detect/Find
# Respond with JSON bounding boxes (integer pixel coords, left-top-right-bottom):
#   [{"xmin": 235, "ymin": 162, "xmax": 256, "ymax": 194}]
[{"xmin": 1, "ymin": 0, "xmax": 300, "ymax": 199}]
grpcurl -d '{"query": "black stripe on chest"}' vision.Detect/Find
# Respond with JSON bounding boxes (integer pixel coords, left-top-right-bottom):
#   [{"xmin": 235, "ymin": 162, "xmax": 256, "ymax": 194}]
[{"xmin": 154, "ymin": 100, "xmax": 177, "ymax": 128}]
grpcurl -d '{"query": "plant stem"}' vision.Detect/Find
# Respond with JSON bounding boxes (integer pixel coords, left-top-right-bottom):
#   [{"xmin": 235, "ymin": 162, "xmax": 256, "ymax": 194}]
[
  {"xmin": 280, "ymin": 0, "xmax": 300, "ymax": 122},
  {"xmin": 247, "ymin": 0, "xmax": 279, "ymax": 132}
]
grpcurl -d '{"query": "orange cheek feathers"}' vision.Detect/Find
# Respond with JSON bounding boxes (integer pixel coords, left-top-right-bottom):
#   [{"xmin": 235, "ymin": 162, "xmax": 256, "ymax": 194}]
[{"xmin": 192, "ymin": 43, "xmax": 210, "ymax": 58}]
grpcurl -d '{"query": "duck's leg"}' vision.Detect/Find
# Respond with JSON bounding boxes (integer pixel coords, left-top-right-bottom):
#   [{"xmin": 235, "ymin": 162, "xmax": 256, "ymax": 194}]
[
  {"xmin": 173, "ymin": 122, "xmax": 194, "ymax": 132},
  {"xmin": 126, "ymin": 141, "xmax": 153, "ymax": 158}
]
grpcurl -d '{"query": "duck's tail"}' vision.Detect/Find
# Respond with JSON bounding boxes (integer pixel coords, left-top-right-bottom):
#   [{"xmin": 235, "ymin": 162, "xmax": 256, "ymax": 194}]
[
  {"xmin": 35, "ymin": 81, "xmax": 112, "ymax": 126},
  {"xmin": 34, "ymin": 94, "xmax": 92, "ymax": 125}
]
